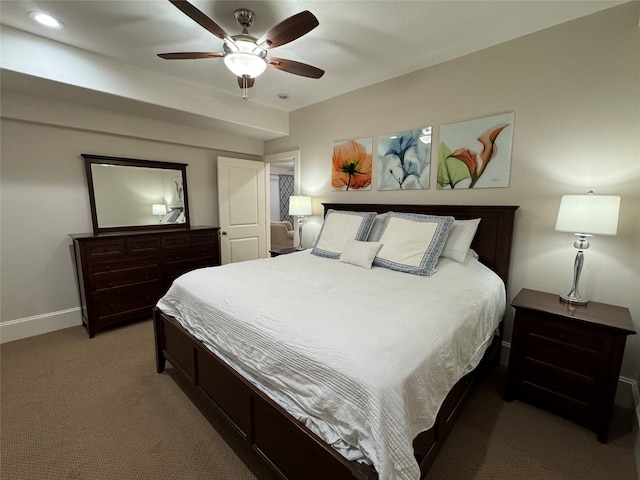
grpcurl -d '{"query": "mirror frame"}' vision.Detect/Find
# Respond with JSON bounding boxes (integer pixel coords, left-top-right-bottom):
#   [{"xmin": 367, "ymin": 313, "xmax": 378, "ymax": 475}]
[{"xmin": 82, "ymin": 153, "xmax": 190, "ymax": 234}]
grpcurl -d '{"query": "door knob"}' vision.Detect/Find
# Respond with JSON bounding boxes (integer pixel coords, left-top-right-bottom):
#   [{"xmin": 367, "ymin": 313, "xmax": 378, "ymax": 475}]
[{"xmin": 220, "ymin": 231, "xmax": 228, "ymax": 236}]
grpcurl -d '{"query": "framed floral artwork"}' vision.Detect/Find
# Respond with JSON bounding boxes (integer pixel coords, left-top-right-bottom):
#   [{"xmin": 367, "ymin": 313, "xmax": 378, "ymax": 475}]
[
  {"xmin": 332, "ymin": 138, "xmax": 373, "ymax": 191},
  {"xmin": 437, "ymin": 112, "xmax": 514, "ymax": 189},
  {"xmin": 377, "ymin": 127, "xmax": 432, "ymax": 190}
]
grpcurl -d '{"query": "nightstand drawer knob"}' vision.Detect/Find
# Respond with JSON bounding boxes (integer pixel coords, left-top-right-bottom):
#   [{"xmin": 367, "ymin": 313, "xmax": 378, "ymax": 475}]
[{"xmin": 559, "ymin": 333, "xmax": 567, "ymax": 340}]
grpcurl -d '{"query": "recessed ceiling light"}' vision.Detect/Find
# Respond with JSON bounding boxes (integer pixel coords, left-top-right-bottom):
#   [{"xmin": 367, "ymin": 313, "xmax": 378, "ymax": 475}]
[
  {"xmin": 277, "ymin": 93, "xmax": 290, "ymax": 100},
  {"xmin": 29, "ymin": 12, "xmax": 64, "ymax": 29}
]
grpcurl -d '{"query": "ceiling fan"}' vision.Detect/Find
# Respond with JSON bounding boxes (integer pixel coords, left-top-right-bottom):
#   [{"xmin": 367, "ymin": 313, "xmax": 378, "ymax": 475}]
[{"xmin": 158, "ymin": 0, "xmax": 325, "ymax": 98}]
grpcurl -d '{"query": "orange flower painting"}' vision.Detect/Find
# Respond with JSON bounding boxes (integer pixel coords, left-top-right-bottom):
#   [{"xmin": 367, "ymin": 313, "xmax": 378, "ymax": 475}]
[{"xmin": 332, "ymin": 138, "xmax": 373, "ymax": 191}]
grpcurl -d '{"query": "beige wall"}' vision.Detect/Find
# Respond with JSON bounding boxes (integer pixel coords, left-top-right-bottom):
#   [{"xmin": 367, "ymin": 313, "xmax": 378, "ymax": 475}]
[
  {"xmin": 265, "ymin": 3, "xmax": 640, "ymax": 380},
  {"xmin": 0, "ymin": 93, "xmax": 259, "ymax": 329}
]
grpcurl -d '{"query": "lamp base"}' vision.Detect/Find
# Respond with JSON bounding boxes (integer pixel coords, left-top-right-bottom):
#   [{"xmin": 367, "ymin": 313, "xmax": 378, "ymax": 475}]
[{"xmin": 559, "ymin": 293, "xmax": 588, "ymax": 306}]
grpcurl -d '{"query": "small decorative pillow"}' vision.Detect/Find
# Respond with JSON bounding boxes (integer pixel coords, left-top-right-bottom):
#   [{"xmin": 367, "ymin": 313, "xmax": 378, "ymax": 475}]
[
  {"xmin": 441, "ymin": 218, "xmax": 481, "ymax": 263},
  {"xmin": 370, "ymin": 212, "xmax": 454, "ymax": 276},
  {"xmin": 339, "ymin": 239, "xmax": 383, "ymax": 269},
  {"xmin": 311, "ymin": 210, "xmax": 376, "ymax": 259}
]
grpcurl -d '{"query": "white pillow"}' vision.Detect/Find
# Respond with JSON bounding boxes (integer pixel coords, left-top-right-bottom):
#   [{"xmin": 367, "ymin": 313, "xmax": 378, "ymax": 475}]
[
  {"xmin": 370, "ymin": 212, "xmax": 454, "ymax": 276},
  {"xmin": 339, "ymin": 239, "xmax": 383, "ymax": 269},
  {"xmin": 366, "ymin": 213, "xmax": 388, "ymax": 241},
  {"xmin": 441, "ymin": 218, "xmax": 481, "ymax": 263},
  {"xmin": 311, "ymin": 210, "xmax": 376, "ymax": 259}
]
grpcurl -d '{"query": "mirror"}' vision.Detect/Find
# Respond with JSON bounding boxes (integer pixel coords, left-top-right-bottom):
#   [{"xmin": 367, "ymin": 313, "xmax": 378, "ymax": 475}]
[{"xmin": 82, "ymin": 154, "xmax": 190, "ymax": 234}]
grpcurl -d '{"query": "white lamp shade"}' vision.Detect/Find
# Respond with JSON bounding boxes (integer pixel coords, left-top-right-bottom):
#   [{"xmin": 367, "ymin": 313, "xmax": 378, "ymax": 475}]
[
  {"xmin": 289, "ymin": 196, "xmax": 312, "ymax": 216},
  {"xmin": 555, "ymin": 194, "xmax": 620, "ymax": 235},
  {"xmin": 224, "ymin": 52, "xmax": 267, "ymax": 78},
  {"xmin": 152, "ymin": 204, "xmax": 167, "ymax": 216}
]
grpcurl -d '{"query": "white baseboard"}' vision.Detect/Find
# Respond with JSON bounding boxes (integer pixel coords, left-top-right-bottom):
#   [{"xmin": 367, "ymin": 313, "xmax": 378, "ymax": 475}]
[{"xmin": 0, "ymin": 308, "xmax": 82, "ymax": 344}]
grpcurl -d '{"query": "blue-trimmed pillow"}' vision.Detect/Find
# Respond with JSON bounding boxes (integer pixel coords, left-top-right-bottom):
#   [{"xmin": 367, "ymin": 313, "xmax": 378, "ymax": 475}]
[
  {"xmin": 311, "ymin": 210, "xmax": 376, "ymax": 259},
  {"xmin": 370, "ymin": 212, "xmax": 454, "ymax": 276}
]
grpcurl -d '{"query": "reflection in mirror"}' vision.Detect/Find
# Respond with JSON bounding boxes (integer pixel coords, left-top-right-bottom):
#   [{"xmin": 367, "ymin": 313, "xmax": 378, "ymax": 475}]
[{"xmin": 83, "ymin": 154, "xmax": 190, "ymax": 234}]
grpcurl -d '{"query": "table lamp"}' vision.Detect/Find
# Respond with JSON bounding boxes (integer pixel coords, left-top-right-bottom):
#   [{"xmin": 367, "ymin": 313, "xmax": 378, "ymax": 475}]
[
  {"xmin": 288, "ymin": 196, "xmax": 312, "ymax": 250},
  {"xmin": 554, "ymin": 191, "xmax": 620, "ymax": 305}
]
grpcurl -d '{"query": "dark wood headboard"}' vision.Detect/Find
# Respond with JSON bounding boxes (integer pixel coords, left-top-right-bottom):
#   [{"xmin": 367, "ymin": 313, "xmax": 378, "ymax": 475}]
[{"xmin": 323, "ymin": 203, "xmax": 518, "ymax": 287}]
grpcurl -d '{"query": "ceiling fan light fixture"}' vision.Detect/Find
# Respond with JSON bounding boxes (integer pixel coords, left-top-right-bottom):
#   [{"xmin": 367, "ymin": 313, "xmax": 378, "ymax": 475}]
[{"xmin": 224, "ymin": 52, "xmax": 267, "ymax": 78}]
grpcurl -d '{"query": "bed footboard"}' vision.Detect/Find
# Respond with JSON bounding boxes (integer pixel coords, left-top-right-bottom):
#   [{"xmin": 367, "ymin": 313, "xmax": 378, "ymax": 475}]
[
  {"xmin": 153, "ymin": 308, "xmax": 500, "ymax": 480},
  {"xmin": 153, "ymin": 308, "xmax": 378, "ymax": 480}
]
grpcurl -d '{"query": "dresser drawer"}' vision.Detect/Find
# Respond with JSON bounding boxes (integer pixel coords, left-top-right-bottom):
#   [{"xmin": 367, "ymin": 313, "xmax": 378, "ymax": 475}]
[
  {"xmin": 85, "ymin": 239, "xmax": 124, "ymax": 259},
  {"xmin": 521, "ymin": 311, "xmax": 611, "ymax": 358},
  {"xmin": 165, "ymin": 249, "xmax": 217, "ymax": 280},
  {"xmin": 95, "ymin": 285, "xmax": 162, "ymax": 326},
  {"xmin": 93, "ymin": 267, "xmax": 161, "ymax": 293},
  {"xmin": 89, "ymin": 256, "xmax": 161, "ymax": 277},
  {"xmin": 127, "ymin": 237, "xmax": 161, "ymax": 255},
  {"xmin": 190, "ymin": 231, "xmax": 218, "ymax": 247},
  {"xmin": 162, "ymin": 234, "xmax": 190, "ymax": 250}
]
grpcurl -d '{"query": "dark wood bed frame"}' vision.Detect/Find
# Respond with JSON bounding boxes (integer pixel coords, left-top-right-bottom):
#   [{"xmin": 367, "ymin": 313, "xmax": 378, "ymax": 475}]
[{"xmin": 153, "ymin": 203, "xmax": 518, "ymax": 480}]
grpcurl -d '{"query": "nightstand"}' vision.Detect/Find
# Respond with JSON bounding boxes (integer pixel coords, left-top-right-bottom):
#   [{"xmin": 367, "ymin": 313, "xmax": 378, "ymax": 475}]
[
  {"xmin": 505, "ymin": 288, "xmax": 635, "ymax": 443},
  {"xmin": 269, "ymin": 247, "xmax": 302, "ymax": 257}
]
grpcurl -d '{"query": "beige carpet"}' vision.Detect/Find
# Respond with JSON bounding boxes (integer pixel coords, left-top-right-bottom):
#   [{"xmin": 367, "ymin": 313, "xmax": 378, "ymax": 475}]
[{"xmin": 1, "ymin": 319, "xmax": 636, "ymax": 480}]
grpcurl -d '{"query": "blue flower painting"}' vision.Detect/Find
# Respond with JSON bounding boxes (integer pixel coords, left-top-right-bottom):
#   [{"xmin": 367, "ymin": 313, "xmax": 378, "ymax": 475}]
[{"xmin": 377, "ymin": 127, "xmax": 432, "ymax": 190}]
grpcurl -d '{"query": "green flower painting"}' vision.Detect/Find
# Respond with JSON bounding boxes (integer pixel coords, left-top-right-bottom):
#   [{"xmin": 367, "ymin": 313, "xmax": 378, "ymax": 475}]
[{"xmin": 437, "ymin": 113, "xmax": 514, "ymax": 189}]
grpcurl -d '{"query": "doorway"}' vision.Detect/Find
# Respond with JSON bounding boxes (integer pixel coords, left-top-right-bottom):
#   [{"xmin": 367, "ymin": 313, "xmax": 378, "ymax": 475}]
[{"xmin": 264, "ymin": 151, "xmax": 300, "ymax": 251}]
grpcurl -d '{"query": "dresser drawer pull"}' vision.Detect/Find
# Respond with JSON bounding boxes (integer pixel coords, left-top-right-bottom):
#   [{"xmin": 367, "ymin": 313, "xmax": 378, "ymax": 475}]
[
  {"xmin": 141, "ymin": 243, "xmax": 146, "ymax": 248},
  {"xmin": 108, "ymin": 282, "xmax": 112, "ymax": 287},
  {"xmin": 103, "ymin": 247, "xmax": 109, "ymax": 252},
  {"xmin": 105, "ymin": 266, "xmax": 110, "ymax": 271},
  {"xmin": 558, "ymin": 333, "xmax": 567, "ymax": 340}
]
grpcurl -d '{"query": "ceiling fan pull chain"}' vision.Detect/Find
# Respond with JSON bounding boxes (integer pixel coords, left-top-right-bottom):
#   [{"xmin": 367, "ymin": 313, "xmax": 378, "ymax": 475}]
[{"xmin": 242, "ymin": 75, "xmax": 249, "ymax": 100}]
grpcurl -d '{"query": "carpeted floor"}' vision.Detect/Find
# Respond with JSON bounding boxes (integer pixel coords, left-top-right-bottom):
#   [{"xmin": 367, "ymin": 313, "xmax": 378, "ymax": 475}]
[{"xmin": 1, "ymin": 319, "xmax": 637, "ymax": 480}]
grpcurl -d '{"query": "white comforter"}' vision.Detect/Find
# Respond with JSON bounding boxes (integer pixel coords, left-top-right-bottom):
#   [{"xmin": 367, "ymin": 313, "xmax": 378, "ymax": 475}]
[{"xmin": 157, "ymin": 250, "xmax": 505, "ymax": 480}]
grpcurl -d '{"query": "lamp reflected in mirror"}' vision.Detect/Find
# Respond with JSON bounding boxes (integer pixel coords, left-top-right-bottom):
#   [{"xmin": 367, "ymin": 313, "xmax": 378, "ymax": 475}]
[{"xmin": 152, "ymin": 204, "xmax": 167, "ymax": 222}]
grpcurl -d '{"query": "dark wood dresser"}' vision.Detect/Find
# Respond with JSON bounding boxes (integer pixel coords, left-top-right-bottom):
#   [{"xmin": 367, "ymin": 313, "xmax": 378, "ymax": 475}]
[
  {"xmin": 70, "ymin": 227, "xmax": 220, "ymax": 338},
  {"xmin": 505, "ymin": 288, "xmax": 635, "ymax": 443}
]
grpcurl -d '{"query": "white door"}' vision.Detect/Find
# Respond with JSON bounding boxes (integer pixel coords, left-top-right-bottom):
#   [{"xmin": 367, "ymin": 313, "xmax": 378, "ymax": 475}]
[{"xmin": 217, "ymin": 157, "xmax": 267, "ymax": 264}]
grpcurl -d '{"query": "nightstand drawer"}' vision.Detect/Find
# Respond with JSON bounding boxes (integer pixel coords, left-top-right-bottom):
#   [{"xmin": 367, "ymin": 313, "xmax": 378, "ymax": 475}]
[
  {"xmin": 522, "ymin": 337, "xmax": 604, "ymax": 381},
  {"xmin": 521, "ymin": 356, "xmax": 597, "ymax": 403},
  {"xmin": 518, "ymin": 380, "xmax": 592, "ymax": 425},
  {"xmin": 520, "ymin": 311, "xmax": 611, "ymax": 357}
]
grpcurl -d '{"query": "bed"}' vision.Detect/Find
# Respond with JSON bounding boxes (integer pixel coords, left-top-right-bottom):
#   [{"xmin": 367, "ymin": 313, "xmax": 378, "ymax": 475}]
[{"xmin": 153, "ymin": 203, "xmax": 517, "ymax": 480}]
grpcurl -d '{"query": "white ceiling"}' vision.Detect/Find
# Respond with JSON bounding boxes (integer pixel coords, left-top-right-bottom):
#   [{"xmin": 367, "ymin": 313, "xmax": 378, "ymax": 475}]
[{"xmin": 0, "ymin": 0, "xmax": 625, "ymax": 140}]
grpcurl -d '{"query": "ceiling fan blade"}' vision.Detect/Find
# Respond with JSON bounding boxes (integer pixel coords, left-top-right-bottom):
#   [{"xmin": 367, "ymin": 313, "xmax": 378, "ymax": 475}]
[
  {"xmin": 169, "ymin": 0, "xmax": 230, "ymax": 41},
  {"xmin": 158, "ymin": 52, "xmax": 223, "ymax": 60},
  {"xmin": 257, "ymin": 11, "xmax": 319, "ymax": 49},
  {"xmin": 237, "ymin": 76, "xmax": 255, "ymax": 89},
  {"xmin": 268, "ymin": 57, "xmax": 324, "ymax": 79}
]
